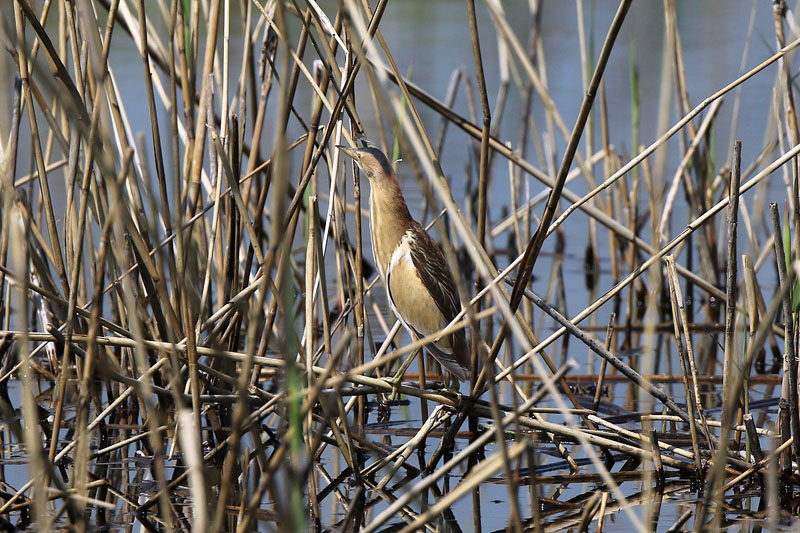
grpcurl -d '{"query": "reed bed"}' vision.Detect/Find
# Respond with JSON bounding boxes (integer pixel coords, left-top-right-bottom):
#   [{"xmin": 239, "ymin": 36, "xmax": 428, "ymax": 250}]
[{"xmin": 0, "ymin": 0, "xmax": 799, "ymax": 531}]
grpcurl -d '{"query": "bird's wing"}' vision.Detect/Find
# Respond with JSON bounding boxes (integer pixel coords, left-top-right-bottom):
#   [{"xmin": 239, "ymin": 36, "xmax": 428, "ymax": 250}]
[
  {"xmin": 406, "ymin": 223, "xmax": 461, "ymax": 325},
  {"xmin": 385, "ymin": 226, "xmax": 470, "ymax": 381}
]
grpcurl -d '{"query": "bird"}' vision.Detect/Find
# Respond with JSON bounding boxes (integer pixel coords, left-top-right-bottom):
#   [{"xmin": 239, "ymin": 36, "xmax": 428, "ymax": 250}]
[{"xmin": 337, "ymin": 143, "xmax": 471, "ymax": 390}]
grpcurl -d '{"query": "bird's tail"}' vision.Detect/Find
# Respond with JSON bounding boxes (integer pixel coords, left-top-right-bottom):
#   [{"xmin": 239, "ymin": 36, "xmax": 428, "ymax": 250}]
[{"xmin": 427, "ymin": 340, "xmax": 470, "ymax": 382}]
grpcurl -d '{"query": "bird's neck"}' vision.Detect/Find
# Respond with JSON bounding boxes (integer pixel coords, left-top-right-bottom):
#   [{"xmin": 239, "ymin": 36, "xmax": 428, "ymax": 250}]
[{"xmin": 369, "ymin": 175, "xmax": 413, "ymax": 280}]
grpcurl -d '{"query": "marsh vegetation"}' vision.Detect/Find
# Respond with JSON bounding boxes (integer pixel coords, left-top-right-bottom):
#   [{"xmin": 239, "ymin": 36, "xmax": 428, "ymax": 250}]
[{"xmin": 1, "ymin": 0, "xmax": 800, "ymax": 531}]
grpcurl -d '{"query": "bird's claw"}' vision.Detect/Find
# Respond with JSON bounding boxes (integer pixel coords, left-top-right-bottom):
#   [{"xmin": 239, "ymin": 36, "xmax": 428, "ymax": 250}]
[
  {"xmin": 437, "ymin": 382, "xmax": 464, "ymax": 405},
  {"xmin": 380, "ymin": 375, "xmax": 403, "ymax": 401}
]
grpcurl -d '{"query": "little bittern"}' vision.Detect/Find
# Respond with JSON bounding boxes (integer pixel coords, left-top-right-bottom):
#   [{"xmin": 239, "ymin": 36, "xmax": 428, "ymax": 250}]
[{"xmin": 338, "ymin": 144, "xmax": 471, "ymax": 385}]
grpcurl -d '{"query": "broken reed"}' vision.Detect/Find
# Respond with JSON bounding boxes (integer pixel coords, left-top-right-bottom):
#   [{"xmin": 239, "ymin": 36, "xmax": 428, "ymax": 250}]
[{"xmin": 0, "ymin": 0, "xmax": 799, "ymax": 531}]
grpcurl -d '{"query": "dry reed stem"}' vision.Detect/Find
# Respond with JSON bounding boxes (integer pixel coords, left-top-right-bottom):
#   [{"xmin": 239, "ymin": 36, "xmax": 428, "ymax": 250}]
[
  {"xmin": 721, "ymin": 141, "xmax": 743, "ymax": 461},
  {"xmin": 770, "ymin": 203, "xmax": 800, "ymax": 457}
]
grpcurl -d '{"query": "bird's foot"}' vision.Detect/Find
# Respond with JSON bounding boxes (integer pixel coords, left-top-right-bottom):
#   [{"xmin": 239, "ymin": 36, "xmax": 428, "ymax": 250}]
[
  {"xmin": 382, "ymin": 348, "xmax": 420, "ymax": 401},
  {"xmin": 379, "ymin": 374, "xmax": 404, "ymax": 401},
  {"xmin": 437, "ymin": 377, "xmax": 464, "ymax": 404}
]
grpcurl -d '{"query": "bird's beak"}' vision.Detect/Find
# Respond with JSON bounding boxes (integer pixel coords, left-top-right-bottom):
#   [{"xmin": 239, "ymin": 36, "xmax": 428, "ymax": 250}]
[{"xmin": 336, "ymin": 145, "xmax": 359, "ymax": 161}]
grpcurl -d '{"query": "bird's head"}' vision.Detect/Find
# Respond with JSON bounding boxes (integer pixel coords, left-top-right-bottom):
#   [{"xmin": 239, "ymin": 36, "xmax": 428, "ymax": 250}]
[{"xmin": 337, "ymin": 145, "xmax": 395, "ymax": 183}]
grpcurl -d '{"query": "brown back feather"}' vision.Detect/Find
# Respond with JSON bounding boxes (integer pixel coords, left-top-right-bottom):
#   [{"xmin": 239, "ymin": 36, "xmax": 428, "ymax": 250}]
[{"xmin": 407, "ymin": 222, "xmax": 471, "ymax": 379}]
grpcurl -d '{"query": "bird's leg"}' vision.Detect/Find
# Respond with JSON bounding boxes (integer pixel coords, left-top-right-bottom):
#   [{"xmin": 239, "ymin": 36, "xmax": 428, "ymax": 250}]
[
  {"xmin": 449, "ymin": 375, "xmax": 460, "ymax": 391},
  {"xmin": 385, "ymin": 347, "xmax": 420, "ymax": 400}
]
